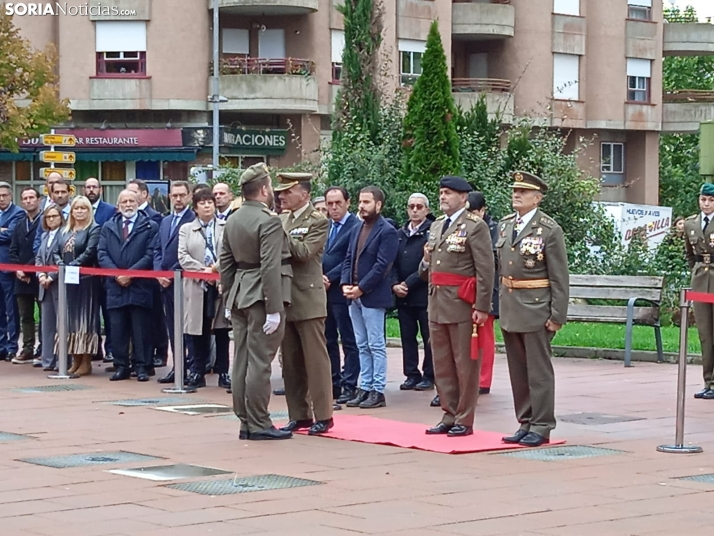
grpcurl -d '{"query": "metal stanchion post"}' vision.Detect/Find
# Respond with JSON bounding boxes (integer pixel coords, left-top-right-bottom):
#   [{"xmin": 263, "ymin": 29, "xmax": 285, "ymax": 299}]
[
  {"xmin": 162, "ymin": 270, "xmax": 196, "ymax": 394},
  {"xmin": 657, "ymin": 288, "xmax": 702, "ymax": 454},
  {"xmin": 49, "ymin": 264, "xmax": 76, "ymax": 380}
]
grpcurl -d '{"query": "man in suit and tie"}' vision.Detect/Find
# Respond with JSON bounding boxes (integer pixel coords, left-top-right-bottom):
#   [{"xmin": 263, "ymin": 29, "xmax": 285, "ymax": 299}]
[
  {"xmin": 128, "ymin": 179, "xmax": 163, "ymax": 224},
  {"xmin": 322, "ymin": 186, "xmax": 360, "ymax": 404},
  {"xmin": 155, "ymin": 181, "xmax": 195, "ymax": 383},
  {"xmin": 213, "ymin": 183, "xmax": 234, "ymax": 221},
  {"xmin": 0, "ymin": 182, "xmax": 28, "ymax": 361},
  {"xmin": 39, "ymin": 171, "xmax": 63, "ymax": 214},
  {"xmin": 341, "ymin": 186, "xmax": 398, "ymax": 409}
]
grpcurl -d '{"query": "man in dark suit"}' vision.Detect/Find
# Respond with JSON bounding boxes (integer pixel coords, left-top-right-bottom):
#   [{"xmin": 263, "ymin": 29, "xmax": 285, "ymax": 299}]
[
  {"xmin": 322, "ymin": 186, "xmax": 360, "ymax": 404},
  {"xmin": 154, "ymin": 181, "xmax": 195, "ymax": 383},
  {"xmin": 213, "ymin": 183, "xmax": 234, "ymax": 221},
  {"xmin": 9, "ymin": 187, "xmax": 41, "ymax": 364},
  {"xmin": 128, "ymin": 179, "xmax": 163, "ymax": 225},
  {"xmin": 0, "ymin": 182, "xmax": 26, "ymax": 361},
  {"xmin": 98, "ymin": 189, "xmax": 159, "ymax": 382},
  {"xmin": 340, "ymin": 186, "xmax": 398, "ymax": 409}
]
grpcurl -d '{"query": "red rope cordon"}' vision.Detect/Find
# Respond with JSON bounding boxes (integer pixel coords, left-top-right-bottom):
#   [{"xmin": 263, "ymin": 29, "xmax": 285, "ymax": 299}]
[
  {"xmin": 685, "ymin": 290, "xmax": 714, "ymax": 305},
  {"xmin": 0, "ymin": 263, "xmax": 220, "ymax": 281}
]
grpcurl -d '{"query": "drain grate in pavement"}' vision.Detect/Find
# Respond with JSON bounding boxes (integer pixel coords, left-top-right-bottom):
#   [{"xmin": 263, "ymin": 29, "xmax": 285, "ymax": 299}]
[
  {"xmin": 214, "ymin": 410, "xmax": 289, "ymax": 421},
  {"xmin": 675, "ymin": 474, "xmax": 714, "ymax": 484},
  {"xmin": 165, "ymin": 474, "xmax": 322, "ymax": 495},
  {"xmin": 106, "ymin": 397, "xmax": 205, "ymax": 407},
  {"xmin": 14, "ymin": 384, "xmax": 93, "ymax": 393},
  {"xmin": 559, "ymin": 413, "xmax": 645, "ymax": 425},
  {"xmin": 153, "ymin": 404, "xmax": 233, "ymax": 416},
  {"xmin": 497, "ymin": 445, "xmax": 627, "ymax": 461},
  {"xmin": 0, "ymin": 432, "xmax": 28, "ymax": 442},
  {"xmin": 108, "ymin": 464, "xmax": 232, "ymax": 481},
  {"xmin": 19, "ymin": 451, "xmax": 161, "ymax": 468}
]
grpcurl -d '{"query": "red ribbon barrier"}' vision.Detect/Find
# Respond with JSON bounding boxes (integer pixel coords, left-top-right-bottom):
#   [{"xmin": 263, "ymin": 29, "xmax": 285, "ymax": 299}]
[
  {"xmin": 685, "ymin": 290, "xmax": 714, "ymax": 305},
  {"xmin": 0, "ymin": 263, "xmax": 220, "ymax": 281}
]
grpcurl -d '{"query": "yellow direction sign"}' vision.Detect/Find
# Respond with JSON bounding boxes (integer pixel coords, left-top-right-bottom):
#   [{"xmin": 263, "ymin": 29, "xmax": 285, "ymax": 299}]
[
  {"xmin": 40, "ymin": 151, "xmax": 76, "ymax": 164},
  {"xmin": 40, "ymin": 134, "xmax": 77, "ymax": 147},
  {"xmin": 40, "ymin": 167, "xmax": 76, "ymax": 180}
]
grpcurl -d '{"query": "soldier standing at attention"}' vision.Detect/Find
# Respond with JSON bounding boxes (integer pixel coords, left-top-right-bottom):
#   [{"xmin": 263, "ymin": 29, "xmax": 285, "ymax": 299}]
[
  {"xmin": 498, "ymin": 171, "xmax": 569, "ymax": 448},
  {"xmin": 274, "ymin": 173, "xmax": 335, "ymax": 435},
  {"xmin": 220, "ymin": 163, "xmax": 293, "ymax": 441},
  {"xmin": 420, "ymin": 176, "xmax": 494, "ymax": 437},
  {"xmin": 684, "ymin": 183, "xmax": 714, "ymax": 400}
]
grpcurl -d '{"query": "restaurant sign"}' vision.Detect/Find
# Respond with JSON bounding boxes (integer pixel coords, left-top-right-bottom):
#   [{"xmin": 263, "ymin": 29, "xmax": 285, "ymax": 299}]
[
  {"xmin": 21, "ymin": 129, "xmax": 184, "ymax": 148},
  {"xmin": 182, "ymin": 127, "xmax": 288, "ymax": 155}
]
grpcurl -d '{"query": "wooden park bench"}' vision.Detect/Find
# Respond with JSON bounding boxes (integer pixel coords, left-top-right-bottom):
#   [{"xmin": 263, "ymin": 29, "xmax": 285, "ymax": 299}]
[{"xmin": 568, "ymin": 275, "xmax": 665, "ymax": 367}]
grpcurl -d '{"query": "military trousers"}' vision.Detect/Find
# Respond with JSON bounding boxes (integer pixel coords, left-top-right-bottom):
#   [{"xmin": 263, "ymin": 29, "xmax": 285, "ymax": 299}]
[
  {"xmin": 429, "ymin": 320, "xmax": 481, "ymax": 428},
  {"xmin": 230, "ymin": 301, "xmax": 285, "ymax": 433},
  {"xmin": 501, "ymin": 328, "xmax": 556, "ymax": 438},
  {"xmin": 693, "ymin": 301, "xmax": 714, "ymax": 389},
  {"xmin": 282, "ymin": 317, "xmax": 334, "ymax": 422}
]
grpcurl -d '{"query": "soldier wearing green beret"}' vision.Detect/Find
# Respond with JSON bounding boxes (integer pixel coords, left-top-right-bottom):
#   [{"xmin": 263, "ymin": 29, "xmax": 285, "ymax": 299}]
[
  {"xmin": 684, "ymin": 183, "xmax": 714, "ymax": 400},
  {"xmin": 497, "ymin": 171, "xmax": 569, "ymax": 447},
  {"xmin": 219, "ymin": 163, "xmax": 293, "ymax": 440}
]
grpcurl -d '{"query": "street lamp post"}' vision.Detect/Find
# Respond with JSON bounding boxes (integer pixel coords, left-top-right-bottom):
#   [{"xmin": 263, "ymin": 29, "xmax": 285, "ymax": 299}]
[{"xmin": 207, "ymin": 1, "xmax": 228, "ymax": 183}]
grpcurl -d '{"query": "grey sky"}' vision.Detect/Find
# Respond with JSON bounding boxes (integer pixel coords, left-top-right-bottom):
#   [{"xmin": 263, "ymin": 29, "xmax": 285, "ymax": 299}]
[{"xmin": 671, "ymin": 0, "xmax": 714, "ymax": 20}]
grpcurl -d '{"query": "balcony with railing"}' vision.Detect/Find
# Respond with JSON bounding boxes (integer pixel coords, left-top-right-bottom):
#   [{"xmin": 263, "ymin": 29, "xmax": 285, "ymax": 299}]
[
  {"xmin": 662, "ymin": 90, "xmax": 714, "ymax": 133},
  {"xmin": 452, "ymin": 0, "xmax": 515, "ymax": 40},
  {"xmin": 663, "ymin": 20, "xmax": 714, "ymax": 56},
  {"xmin": 451, "ymin": 78, "xmax": 513, "ymax": 122},
  {"xmin": 215, "ymin": 57, "xmax": 318, "ymax": 113},
  {"xmin": 209, "ymin": 0, "xmax": 317, "ymax": 16}
]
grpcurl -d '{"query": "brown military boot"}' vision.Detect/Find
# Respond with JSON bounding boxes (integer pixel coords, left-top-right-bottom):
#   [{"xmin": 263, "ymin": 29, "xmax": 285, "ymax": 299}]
[{"xmin": 76, "ymin": 355, "xmax": 93, "ymax": 376}]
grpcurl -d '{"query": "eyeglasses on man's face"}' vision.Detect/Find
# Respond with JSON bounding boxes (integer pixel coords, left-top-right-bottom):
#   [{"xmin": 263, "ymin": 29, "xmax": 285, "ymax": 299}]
[{"xmin": 408, "ymin": 204, "xmax": 425, "ymax": 210}]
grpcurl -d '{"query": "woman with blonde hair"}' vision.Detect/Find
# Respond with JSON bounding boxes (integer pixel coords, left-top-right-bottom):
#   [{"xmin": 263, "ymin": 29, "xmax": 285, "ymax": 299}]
[{"xmin": 54, "ymin": 196, "xmax": 101, "ymax": 376}]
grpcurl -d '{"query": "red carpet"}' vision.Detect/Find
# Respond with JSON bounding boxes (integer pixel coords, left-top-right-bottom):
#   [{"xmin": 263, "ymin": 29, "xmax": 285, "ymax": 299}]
[{"xmin": 294, "ymin": 414, "xmax": 564, "ymax": 454}]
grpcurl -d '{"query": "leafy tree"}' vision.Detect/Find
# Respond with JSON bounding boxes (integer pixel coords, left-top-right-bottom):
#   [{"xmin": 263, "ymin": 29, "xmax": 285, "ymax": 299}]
[
  {"xmin": 0, "ymin": 11, "xmax": 70, "ymax": 151},
  {"xmin": 400, "ymin": 21, "xmax": 460, "ymax": 209}
]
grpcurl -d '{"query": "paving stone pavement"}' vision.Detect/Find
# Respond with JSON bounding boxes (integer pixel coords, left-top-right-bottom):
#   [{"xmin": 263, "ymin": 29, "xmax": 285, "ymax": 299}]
[{"xmin": 0, "ymin": 349, "xmax": 713, "ymax": 535}]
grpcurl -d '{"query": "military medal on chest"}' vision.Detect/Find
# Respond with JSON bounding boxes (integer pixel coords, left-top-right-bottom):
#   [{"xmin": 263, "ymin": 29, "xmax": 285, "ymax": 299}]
[
  {"xmin": 446, "ymin": 230, "xmax": 467, "ymax": 253},
  {"xmin": 709, "ymin": 233, "xmax": 714, "ymax": 249}
]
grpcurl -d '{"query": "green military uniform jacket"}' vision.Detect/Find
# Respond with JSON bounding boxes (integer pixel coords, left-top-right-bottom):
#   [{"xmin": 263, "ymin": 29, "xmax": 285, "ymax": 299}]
[
  {"xmin": 497, "ymin": 209, "xmax": 569, "ymax": 333},
  {"xmin": 421, "ymin": 209, "xmax": 495, "ymax": 324},
  {"xmin": 280, "ymin": 203, "xmax": 329, "ymax": 322},
  {"xmin": 684, "ymin": 213, "xmax": 714, "ymax": 293},
  {"xmin": 219, "ymin": 200, "xmax": 292, "ymax": 315}
]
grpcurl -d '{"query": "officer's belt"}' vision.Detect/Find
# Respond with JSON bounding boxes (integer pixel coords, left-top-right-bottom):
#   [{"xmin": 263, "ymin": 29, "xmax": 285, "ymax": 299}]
[
  {"xmin": 431, "ymin": 271, "xmax": 476, "ymax": 304},
  {"xmin": 237, "ymin": 259, "xmax": 290, "ymax": 270},
  {"xmin": 694, "ymin": 255, "xmax": 713, "ymax": 264},
  {"xmin": 501, "ymin": 277, "xmax": 550, "ymax": 290}
]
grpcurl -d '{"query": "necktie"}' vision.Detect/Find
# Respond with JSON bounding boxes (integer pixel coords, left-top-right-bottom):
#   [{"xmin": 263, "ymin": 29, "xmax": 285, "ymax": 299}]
[
  {"xmin": 328, "ymin": 222, "xmax": 341, "ymax": 247},
  {"xmin": 122, "ymin": 219, "xmax": 131, "ymax": 240},
  {"xmin": 217, "ymin": 213, "xmax": 226, "ymax": 221},
  {"xmin": 441, "ymin": 218, "xmax": 451, "ymax": 238},
  {"xmin": 170, "ymin": 214, "xmax": 180, "ymax": 233},
  {"xmin": 512, "ymin": 217, "xmax": 523, "ymax": 242},
  {"xmin": 705, "ymin": 216, "xmax": 710, "ymax": 231}
]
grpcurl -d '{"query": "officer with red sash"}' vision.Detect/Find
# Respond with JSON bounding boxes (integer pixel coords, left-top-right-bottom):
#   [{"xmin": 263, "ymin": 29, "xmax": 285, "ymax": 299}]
[{"xmin": 420, "ymin": 176, "xmax": 494, "ymax": 437}]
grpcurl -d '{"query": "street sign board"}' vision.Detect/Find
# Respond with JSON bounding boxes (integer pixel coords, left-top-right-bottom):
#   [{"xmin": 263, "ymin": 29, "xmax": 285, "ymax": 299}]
[
  {"xmin": 40, "ymin": 168, "xmax": 76, "ymax": 180},
  {"xmin": 40, "ymin": 134, "xmax": 77, "ymax": 147},
  {"xmin": 40, "ymin": 151, "xmax": 76, "ymax": 164}
]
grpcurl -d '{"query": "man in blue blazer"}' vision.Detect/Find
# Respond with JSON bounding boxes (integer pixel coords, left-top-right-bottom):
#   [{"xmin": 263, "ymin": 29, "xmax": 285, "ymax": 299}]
[
  {"xmin": 0, "ymin": 182, "xmax": 27, "ymax": 360},
  {"xmin": 340, "ymin": 186, "xmax": 398, "ymax": 409},
  {"xmin": 322, "ymin": 186, "xmax": 361, "ymax": 404},
  {"xmin": 154, "ymin": 181, "xmax": 195, "ymax": 383}
]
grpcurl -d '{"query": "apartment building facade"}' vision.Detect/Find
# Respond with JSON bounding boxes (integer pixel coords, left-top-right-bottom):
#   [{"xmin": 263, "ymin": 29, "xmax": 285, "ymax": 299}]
[{"xmin": 2, "ymin": 0, "xmax": 714, "ymax": 204}]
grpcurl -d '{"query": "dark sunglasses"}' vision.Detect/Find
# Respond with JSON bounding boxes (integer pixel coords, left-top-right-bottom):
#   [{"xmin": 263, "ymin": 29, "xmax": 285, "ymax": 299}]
[{"xmin": 408, "ymin": 204, "xmax": 425, "ymax": 210}]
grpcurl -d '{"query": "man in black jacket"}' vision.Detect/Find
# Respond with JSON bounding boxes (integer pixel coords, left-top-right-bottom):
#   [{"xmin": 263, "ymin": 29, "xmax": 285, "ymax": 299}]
[
  {"xmin": 9, "ymin": 188, "xmax": 42, "ymax": 364},
  {"xmin": 392, "ymin": 193, "xmax": 434, "ymax": 391}
]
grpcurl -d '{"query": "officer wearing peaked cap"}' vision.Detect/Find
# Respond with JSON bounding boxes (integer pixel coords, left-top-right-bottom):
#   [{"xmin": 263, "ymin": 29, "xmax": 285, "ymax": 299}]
[
  {"xmin": 498, "ymin": 171, "xmax": 569, "ymax": 447},
  {"xmin": 684, "ymin": 183, "xmax": 714, "ymax": 400},
  {"xmin": 419, "ymin": 175, "xmax": 495, "ymax": 437},
  {"xmin": 219, "ymin": 163, "xmax": 293, "ymax": 441},
  {"xmin": 274, "ymin": 172, "xmax": 335, "ymax": 436}
]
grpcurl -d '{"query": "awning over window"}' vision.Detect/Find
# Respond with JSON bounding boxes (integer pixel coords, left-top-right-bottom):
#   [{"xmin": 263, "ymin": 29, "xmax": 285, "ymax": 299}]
[
  {"xmin": 0, "ymin": 151, "xmax": 36, "ymax": 161},
  {"xmin": 75, "ymin": 150, "xmax": 197, "ymax": 162}
]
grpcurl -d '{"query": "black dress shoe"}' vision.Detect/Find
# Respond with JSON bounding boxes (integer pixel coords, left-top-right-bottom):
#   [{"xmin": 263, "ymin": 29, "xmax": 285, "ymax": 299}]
[
  {"xmin": 136, "ymin": 369, "xmax": 150, "ymax": 382},
  {"xmin": 308, "ymin": 418, "xmax": 334, "ymax": 435},
  {"xmin": 447, "ymin": 425, "xmax": 473, "ymax": 437},
  {"xmin": 147, "ymin": 368, "xmax": 156, "ymax": 377},
  {"xmin": 400, "ymin": 378, "xmax": 419, "ymax": 390},
  {"xmin": 336, "ymin": 388, "xmax": 356, "ymax": 404},
  {"xmin": 280, "ymin": 419, "xmax": 314, "ymax": 432},
  {"xmin": 346, "ymin": 389, "xmax": 370, "ymax": 407},
  {"xmin": 430, "ymin": 395, "xmax": 441, "ymax": 407},
  {"xmin": 479, "ymin": 387, "xmax": 490, "ymax": 395},
  {"xmin": 273, "ymin": 388, "xmax": 285, "ymax": 396},
  {"xmin": 110, "ymin": 368, "xmax": 131, "ymax": 381},
  {"xmin": 185, "ymin": 373, "xmax": 206, "ymax": 388},
  {"xmin": 694, "ymin": 388, "xmax": 709, "ymax": 399},
  {"xmin": 250, "ymin": 426, "xmax": 293, "ymax": 440},
  {"xmin": 415, "ymin": 379, "xmax": 435, "ymax": 391},
  {"xmin": 502, "ymin": 429, "xmax": 529, "ymax": 443},
  {"xmin": 703, "ymin": 389, "xmax": 714, "ymax": 400},
  {"xmin": 218, "ymin": 373, "xmax": 231, "ymax": 389},
  {"xmin": 519, "ymin": 432, "xmax": 549, "ymax": 447},
  {"xmin": 425, "ymin": 422, "xmax": 452, "ymax": 435},
  {"xmin": 239, "ymin": 430, "xmax": 250, "ymax": 440},
  {"xmin": 359, "ymin": 390, "xmax": 386, "ymax": 408},
  {"xmin": 158, "ymin": 370, "xmax": 175, "ymax": 384}
]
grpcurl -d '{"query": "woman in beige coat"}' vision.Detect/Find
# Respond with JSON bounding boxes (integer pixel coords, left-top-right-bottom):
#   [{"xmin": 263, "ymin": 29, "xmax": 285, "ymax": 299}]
[{"xmin": 178, "ymin": 188, "xmax": 231, "ymax": 389}]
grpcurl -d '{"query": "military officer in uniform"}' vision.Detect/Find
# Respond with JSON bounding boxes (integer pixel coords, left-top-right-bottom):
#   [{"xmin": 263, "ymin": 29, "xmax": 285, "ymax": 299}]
[
  {"xmin": 274, "ymin": 173, "xmax": 335, "ymax": 436},
  {"xmin": 219, "ymin": 163, "xmax": 293, "ymax": 441},
  {"xmin": 684, "ymin": 183, "xmax": 714, "ymax": 400},
  {"xmin": 420, "ymin": 176, "xmax": 494, "ymax": 437},
  {"xmin": 498, "ymin": 171, "xmax": 569, "ymax": 447}
]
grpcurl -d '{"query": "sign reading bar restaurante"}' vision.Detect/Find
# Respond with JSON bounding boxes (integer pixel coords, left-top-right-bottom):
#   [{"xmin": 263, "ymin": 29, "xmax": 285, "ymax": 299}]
[{"xmin": 21, "ymin": 129, "xmax": 184, "ymax": 148}]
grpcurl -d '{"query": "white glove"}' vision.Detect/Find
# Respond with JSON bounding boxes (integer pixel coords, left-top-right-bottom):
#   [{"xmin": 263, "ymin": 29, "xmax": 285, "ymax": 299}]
[{"xmin": 263, "ymin": 312, "xmax": 281, "ymax": 335}]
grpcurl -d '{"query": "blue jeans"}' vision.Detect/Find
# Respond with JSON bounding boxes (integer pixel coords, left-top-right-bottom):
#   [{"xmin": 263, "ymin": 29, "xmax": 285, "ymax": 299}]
[{"xmin": 348, "ymin": 299, "xmax": 387, "ymax": 393}]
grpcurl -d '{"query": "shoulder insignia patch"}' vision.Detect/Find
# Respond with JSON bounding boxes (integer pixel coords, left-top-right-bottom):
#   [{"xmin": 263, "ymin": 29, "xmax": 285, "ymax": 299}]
[
  {"xmin": 312, "ymin": 210, "xmax": 326, "ymax": 219},
  {"xmin": 501, "ymin": 214, "xmax": 516, "ymax": 222},
  {"xmin": 686, "ymin": 214, "xmax": 698, "ymax": 221},
  {"xmin": 539, "ymin": 216, "xmax": 556, "ymax": 227},
  {"xmin": 465, "ymin": 212, "xmax": 479, "ymax": 222}
]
